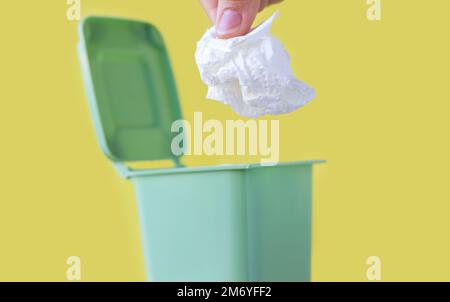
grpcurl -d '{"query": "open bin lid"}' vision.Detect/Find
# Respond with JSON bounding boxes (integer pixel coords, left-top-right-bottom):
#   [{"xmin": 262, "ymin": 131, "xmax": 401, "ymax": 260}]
[{"xmin": 78, "ymin": 17, "xmax": 183, "ymax": 164}]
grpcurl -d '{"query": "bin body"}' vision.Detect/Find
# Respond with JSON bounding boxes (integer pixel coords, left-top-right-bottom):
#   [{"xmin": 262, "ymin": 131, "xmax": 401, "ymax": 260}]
[{"xmin": 131, "ymin": 163, "xmax": 313, "ymax": 282}]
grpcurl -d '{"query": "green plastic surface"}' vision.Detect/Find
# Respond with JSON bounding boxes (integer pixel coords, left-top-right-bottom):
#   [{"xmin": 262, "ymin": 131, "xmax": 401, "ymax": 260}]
[
  {"xmin": 78, "ymin": 17, "xmax": 182, "ymax": 163},
  {"xmin": 132, "ymin": 163, "xmax": 314, "ymax": 282}
]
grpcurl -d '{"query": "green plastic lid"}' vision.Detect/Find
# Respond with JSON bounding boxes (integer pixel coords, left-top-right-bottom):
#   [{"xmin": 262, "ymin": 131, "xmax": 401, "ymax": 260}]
[{"xmin": 78, "ymin": 17, "xmax": 182, "ymax": 164}]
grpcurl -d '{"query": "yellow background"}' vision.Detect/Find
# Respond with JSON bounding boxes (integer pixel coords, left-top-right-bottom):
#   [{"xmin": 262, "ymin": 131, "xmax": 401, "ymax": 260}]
[{"xmin": 0, "ymin": 0, "xmax": 449, "ymax": 281}]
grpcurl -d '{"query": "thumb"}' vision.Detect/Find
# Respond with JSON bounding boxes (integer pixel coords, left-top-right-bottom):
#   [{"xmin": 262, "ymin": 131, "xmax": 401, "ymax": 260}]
[{"xmin": 215, "ymin": 0, "xmax": 261, "ymax": 39}]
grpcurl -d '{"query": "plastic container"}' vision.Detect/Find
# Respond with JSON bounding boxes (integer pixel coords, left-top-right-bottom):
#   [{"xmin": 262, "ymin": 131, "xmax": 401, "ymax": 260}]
[{"xmin": 78, "ymin": 16, "xmax": 323, "ymax": 282}]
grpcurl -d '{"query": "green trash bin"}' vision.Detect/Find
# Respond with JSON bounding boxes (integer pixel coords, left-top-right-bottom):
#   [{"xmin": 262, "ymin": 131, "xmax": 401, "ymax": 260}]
[{"xmin": 78, "ymin": 16, "xmax": 324, "ymax": 282}]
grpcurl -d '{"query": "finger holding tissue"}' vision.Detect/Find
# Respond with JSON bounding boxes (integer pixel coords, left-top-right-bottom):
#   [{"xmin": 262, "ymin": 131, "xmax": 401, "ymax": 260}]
[{"xmin": 195, "ymin": 12, "xmax": 316, "ymax": 118}]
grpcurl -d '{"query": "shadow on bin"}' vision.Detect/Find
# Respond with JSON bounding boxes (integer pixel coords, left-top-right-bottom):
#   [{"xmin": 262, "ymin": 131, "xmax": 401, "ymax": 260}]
[{"xmin": 78, "ymin": 16, "xmax": 324, "ymax": 282}]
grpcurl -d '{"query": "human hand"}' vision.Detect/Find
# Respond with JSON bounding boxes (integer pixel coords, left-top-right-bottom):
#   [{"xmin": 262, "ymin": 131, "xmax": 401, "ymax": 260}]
[{"xmin": 199, "ymin": 0, "xmax": 284, "ymax": 39}]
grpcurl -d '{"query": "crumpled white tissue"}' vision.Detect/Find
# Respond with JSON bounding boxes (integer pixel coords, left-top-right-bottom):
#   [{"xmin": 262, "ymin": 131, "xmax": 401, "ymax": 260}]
[{"xmin": 195, "ymin": 12, "xmax": 315, "ymax": 118}]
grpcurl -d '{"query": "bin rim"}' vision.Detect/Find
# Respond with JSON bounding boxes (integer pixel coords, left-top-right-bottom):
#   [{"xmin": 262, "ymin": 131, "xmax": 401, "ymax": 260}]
[{"xmin": 123, "ymin": 160, "xmax": 325, "ymax": 179}]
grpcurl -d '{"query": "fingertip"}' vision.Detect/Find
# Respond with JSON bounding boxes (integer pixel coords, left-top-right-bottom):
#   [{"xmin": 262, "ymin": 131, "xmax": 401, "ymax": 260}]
[
  {"xmin": 216, "ymin": 9, "xmax": 244, "ymax": 38},
  {"xmin": 215, "ymin": 0, "xmax": 260, "ymax": 39}
]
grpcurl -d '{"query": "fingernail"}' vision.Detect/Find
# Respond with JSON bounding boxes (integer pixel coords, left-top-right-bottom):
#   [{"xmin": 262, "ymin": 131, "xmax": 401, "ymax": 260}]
[{"xmin": 217, "ymin": 9, "xmax": 242, "ymax": 36}]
